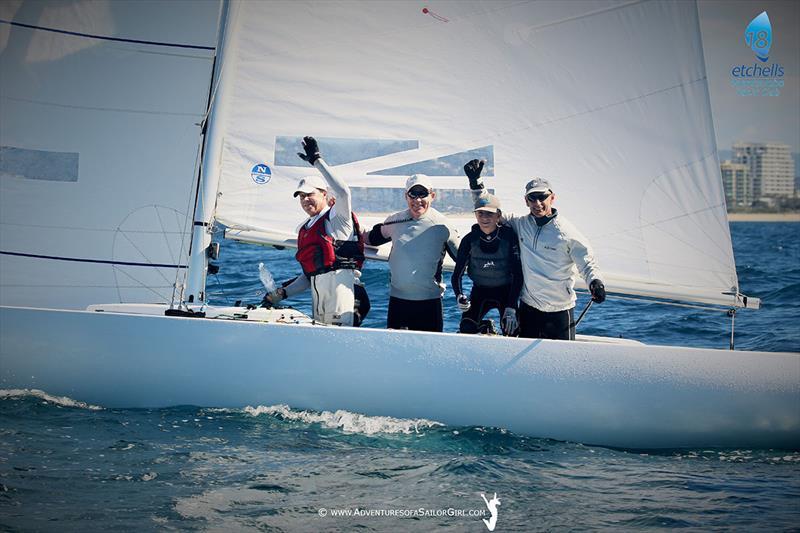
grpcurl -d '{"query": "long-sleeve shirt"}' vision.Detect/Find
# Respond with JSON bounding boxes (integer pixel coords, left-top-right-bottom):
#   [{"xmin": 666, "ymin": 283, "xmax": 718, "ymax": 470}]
[
  {"xmin": 451, "ymin": 224, "xmax": 523, "ymax": 309},
  {"xmin": 367, "ymin": 207, "xmax": 459, "ymax": 300}
]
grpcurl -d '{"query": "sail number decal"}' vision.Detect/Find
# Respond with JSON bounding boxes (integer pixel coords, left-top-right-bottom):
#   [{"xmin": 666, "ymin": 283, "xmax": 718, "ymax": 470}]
[{"xmin": 251, "ymin": 164, "xmax": 272, "ymax": 184}]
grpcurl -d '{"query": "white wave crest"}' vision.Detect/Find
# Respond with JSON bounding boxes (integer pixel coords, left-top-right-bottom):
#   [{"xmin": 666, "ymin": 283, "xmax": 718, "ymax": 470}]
[
  {"xmin": 0, "ymin": 388, "xmax": 103, "ymax": 410},
  {"xmin": 244, "ymin": 404, "xmax": 443, "ymax": 435}
]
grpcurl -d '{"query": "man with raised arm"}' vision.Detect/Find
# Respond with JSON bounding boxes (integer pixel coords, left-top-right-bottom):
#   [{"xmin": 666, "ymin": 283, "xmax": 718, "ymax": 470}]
[
  {"xmin": 464, "ymin": 159, "xmax": 606, "ymax": 340},
  {"xmin": 364, "ymin": 174, "xmax": 460, "ymax": 332},
  {"xmin": 451, "ymin": 193, "xmax": 523, "ymax": 336},
  {"xmin": 266, "ymin": 136, "xmax": 365, "ymax": 326}
]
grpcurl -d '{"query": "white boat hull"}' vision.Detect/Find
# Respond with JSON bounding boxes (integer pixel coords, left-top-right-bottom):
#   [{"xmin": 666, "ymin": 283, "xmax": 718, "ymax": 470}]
[{"xmin": 1, "ymin": 305, "xmax": 798, "ymax": 449}]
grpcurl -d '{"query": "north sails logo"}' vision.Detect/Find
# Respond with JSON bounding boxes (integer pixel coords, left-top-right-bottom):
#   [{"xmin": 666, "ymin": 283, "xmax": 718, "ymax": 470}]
[{"xmin": 250, "ymin": 163, "xmax": 272, "ymax": 184}]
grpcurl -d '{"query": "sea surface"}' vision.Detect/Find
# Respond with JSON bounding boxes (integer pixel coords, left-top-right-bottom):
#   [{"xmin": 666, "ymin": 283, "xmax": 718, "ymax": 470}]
[{"xmin": 2, "ymin": 222, "xmax": 799, "ymax": 531}]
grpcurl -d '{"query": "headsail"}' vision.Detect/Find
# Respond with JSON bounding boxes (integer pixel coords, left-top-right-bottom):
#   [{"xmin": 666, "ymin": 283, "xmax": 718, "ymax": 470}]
[
  {"xmin": 208, "ymin": 0, "xmax": 753, "ymax": 309},
  {"xmin": 0, "ymin": 1, "xmax": 218, "ymax": 309}
]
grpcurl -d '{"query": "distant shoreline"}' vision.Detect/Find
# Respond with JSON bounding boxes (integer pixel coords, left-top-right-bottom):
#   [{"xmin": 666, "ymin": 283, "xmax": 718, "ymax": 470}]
[{"xmin": 727, "ymin": 213, "xmax": 800, "ymax": 222}]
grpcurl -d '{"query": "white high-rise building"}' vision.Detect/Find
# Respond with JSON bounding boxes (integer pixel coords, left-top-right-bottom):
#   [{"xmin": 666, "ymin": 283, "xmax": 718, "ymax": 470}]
[
  {"xmin": 732, "ymin": 142, "xmax": 795, "ymax": 201},
  {"xmin": 720, "ymin": 160, "xmax": 751, "ymax": 207}
]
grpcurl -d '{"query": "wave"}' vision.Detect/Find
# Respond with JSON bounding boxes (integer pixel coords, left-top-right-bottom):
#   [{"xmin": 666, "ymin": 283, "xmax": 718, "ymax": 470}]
[
  {"xmin": 243, "ymin": 404, "xmax": 443, "ymax": 435},
  {"xmin": 0, "ymin": 388, "xmax": 103, "ymax": 410}
]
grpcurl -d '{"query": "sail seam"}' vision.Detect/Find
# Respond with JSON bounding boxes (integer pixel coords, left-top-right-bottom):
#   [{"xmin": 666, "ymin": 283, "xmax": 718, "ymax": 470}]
[
  {"xmin": 0, "ymin": 251, "xmax": 186, "ymax": 269},
  {"xmin": 0, "ymin": 19, "xmax": 215, "ymax": 50},
  {"xmin": 0, "ymin": 222, "xmax": 185, "ymax": 234},
  {"xmin": 465, "ymin": 77, "xmax": 707, "ymax": 147},
  {"xmin": 3, "ymin": 96, "xmax": 205, "ymax": 118}
]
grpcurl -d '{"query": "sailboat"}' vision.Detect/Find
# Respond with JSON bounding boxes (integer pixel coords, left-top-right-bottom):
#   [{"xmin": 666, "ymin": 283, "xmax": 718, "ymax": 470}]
[{"xmin": 1, "ymin": 0, "xmax": 798, "ymax": 449}]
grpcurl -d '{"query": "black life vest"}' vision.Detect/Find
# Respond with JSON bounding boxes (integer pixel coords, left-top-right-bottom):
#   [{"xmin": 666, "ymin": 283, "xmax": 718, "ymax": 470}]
[{"xmin": 467, "ymin": 226, "xmax": 514, "ymax": 288}]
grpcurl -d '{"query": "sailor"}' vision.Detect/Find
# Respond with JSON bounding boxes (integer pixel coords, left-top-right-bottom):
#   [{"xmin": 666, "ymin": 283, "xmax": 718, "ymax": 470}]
[
  {"xmin": 464, "ymin": 159, "xmax": 606, "ymax": 340},
  {"xmin": 451, "ymin": 193, "xmax": 523, "ymax": 335},
  {"xmin": 364, "ymin": 174, "xmax": 460, "ymax": 332},
  {"xmin": 266, "ymin": 136, "xmax": 365, "ymax": 326}
]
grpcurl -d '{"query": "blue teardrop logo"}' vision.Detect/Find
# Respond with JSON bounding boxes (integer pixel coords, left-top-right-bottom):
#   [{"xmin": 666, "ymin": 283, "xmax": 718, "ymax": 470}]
[{"xmin": 744, "ymin": 11, "xmax": 771, "ymax": 62}]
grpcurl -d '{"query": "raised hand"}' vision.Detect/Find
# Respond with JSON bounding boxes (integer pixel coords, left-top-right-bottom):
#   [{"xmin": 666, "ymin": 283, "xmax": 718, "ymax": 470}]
[
  {"xmin": 297, "ymin": 136, "xmax": 321, "ymax": 165},
  {"xmin": 463, "ymin": 159, "xmax": 485, "ymax": 190}
]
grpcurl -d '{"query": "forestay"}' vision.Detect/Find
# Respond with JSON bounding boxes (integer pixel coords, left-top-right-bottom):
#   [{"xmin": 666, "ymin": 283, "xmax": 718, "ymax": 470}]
[
  {"xmin": 0, "ymin": 0, "xmax": 218, "ymax": 310},
  {"xmin": 212, "ymin": 0, "xmax": 752, "ymax": 309}
]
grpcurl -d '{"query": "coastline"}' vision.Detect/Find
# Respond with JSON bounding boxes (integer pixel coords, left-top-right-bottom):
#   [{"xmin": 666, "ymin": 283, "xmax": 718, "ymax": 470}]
[{"xmin": 727, "ymin": 212, "xmax": 800, "ymax": 222}]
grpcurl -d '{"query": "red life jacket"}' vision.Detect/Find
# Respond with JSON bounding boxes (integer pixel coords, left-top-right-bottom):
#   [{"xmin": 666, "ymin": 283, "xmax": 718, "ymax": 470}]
[{"xmin": 295, "ymin": 209, "xmax": 365, "ymax": 277}]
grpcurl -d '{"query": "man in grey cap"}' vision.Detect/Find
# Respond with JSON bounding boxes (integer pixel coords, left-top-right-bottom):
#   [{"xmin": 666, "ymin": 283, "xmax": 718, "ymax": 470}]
[
  {"xmin": 266, "ymin": 136, "xmax": 365, "ymax": 326},
  {"xmin": 464, "ymin": 159, "xmax": 605, "ymax": 340},
  {"xmin": 364, "ymin": 174, "xmax": 460, "ymax": 332}
]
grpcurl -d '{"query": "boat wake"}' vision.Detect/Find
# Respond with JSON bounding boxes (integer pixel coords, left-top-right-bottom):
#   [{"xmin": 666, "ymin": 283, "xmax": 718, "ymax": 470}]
[
  {"xmin": 0, "ymin": 388, "xmax": 103, "ymax": 411},
  {"xmin": 244, "ymin": 404, "xmax": 444, "ymax": 435}
]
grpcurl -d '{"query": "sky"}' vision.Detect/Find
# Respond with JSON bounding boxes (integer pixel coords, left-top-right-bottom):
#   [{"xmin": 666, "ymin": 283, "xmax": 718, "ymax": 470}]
[{"xmin": 698, "ymin": 0, "xmax": 800, "ymax": 154}]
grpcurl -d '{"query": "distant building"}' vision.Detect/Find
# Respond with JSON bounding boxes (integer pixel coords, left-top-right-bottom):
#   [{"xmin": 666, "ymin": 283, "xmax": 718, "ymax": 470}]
[
  {"xmin": 720, "ymin": 160, "xmax": 751, "ymax": 207},
  {"xmin": 732, "ymin": 142, "xmax": 795, "ymax": 201}
]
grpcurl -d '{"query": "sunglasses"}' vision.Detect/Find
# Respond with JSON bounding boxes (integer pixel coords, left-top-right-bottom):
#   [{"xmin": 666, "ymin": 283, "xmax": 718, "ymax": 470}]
[
  {"xmin": 526, "ymin": 192, "xmax": 551, "ymax": 202},
  {"xmin": 407, "ymin": 189, "xmax": 430, "ymax": 199}
]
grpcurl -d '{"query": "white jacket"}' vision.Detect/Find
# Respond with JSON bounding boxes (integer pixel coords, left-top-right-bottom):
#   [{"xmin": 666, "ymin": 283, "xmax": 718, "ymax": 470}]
[{"xmin": 504, "ymin": 209, "xmax": 601, "ymax": 313}]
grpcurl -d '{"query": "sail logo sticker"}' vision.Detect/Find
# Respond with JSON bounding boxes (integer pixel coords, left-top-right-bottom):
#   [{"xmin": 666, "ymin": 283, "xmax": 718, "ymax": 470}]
[
  {"xmin": 251, "ymin": 164, "xmax": 272, "ymax": 184},
  {"xmin": 744, "ymin": 11, "xmax": 771, "ymax": 62},
  {"xmin": 730, "ymin": 11, "xmax": 783, "ymax": 97}
]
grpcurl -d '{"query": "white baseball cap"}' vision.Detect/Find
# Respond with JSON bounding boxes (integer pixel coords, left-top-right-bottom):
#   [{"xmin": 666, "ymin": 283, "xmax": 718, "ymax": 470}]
[
  {"xmin": 293, "ymin": 175, "xmax": 328, "ymax": 197},
  {"xmin": 405, "ymin": 173, "xmax": 434, "ymax": 193}
]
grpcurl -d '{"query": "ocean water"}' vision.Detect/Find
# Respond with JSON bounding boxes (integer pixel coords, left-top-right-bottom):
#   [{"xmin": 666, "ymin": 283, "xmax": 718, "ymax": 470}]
[{"xmin": 2, "ymin": 222, "xmax": 799, "ymax": 531}]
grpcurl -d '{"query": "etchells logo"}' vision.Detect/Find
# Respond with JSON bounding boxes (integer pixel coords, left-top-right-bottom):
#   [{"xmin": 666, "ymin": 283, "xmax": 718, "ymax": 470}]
[
  {"xmin": 250, "ymin": 163, "xmax": 272, "ymax": 184},
  {"xmin": 745, "ymin": 11, "xmax": 771, "ymax": 62},
  {"xmin": 731, "ymin": 11, "xmax": 784, "ymax": 97}
]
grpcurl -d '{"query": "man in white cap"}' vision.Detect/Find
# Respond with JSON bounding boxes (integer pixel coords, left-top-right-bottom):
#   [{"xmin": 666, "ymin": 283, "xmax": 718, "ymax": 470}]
[
  {"xmin": 451, "ymin": 193, "xmax": 522, "ymax": 336},
  {"xmin": 464, "ymin": 159, "xmax": 605, "ymax": 340},
  {"xmin": 266, "ymin": 136, "xmax": 365, "ymax": 326},
  {"xmin": 364, "ymin": 174, "xmax": 460, "ymax": 331}
]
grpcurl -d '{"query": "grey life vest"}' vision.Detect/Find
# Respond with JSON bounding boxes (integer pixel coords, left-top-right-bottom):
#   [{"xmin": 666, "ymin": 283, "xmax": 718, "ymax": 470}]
[{"xmin": 467, "ymin": 231, "xmax": 513, "ymax": 288}]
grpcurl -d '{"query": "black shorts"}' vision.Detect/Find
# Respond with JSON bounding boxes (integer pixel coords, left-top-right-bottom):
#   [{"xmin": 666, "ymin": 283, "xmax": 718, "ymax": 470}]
[
  {"xmin": 518, "ymin": 301, "xmax": 574, "ymax": 340},
  {"xmin": 387, "ymin": 296, "xmax": 443, "ymax": 332}
]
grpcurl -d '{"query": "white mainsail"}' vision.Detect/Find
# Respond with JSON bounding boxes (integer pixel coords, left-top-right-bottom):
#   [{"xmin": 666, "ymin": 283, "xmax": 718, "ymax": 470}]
[
  {"xmin": 210, "ymin": 0, "xmax": 753, "ymax": 309},
  {"xmin": 0, "ymin": 1, "xmax": 797, "ymax": 450},
  {"xmin": 0, "ymin": 0, "xmax": 218, "ymax": 310}
]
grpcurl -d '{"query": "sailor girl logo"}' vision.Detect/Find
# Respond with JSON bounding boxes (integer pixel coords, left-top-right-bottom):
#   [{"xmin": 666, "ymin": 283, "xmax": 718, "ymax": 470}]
[
  {"xmin": 744, "ymin": 11, "xmax": 771, "ymax": 62},
  {"xmin": 251, "ymin": 163, "xmax": 272, "ymax": 184}
]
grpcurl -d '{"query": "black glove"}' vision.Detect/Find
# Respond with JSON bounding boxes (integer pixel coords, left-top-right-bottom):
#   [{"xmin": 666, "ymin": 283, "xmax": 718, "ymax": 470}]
[
  {"xmin": 297, "ymin": 136, "xmax": 320, "ymax": 165},
  {"xmin": 463, "ymin": 159, "xmax": 485, "ymax": 190},
  {"xmin": 589, "ymin": 279, "xmax": 606, "ymax": 303}
]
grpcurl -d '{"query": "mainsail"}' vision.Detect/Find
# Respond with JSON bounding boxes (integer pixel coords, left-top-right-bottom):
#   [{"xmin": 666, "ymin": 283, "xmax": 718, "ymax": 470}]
[
  {"xmin": 210, "ymin": 0, "xmax": 754, "ymax": 309},
  {"xmin": 0, "ymin": 0, "xmax": 218, "ymax": 309}
]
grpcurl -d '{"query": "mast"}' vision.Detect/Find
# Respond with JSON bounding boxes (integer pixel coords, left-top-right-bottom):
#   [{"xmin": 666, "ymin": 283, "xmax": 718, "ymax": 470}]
[{"xmin": 185, "ymin": 0, "xmax": 232, "ymax": 304}]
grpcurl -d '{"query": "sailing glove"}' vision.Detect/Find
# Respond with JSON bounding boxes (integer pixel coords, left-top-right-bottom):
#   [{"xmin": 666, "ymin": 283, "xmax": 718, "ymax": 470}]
[
  {"xmin": 464, "ymin": 159, "xmax": 485, "ymax": 190},
  {"xmin": 457, "ymin": 294, "xmax": 471, "ymax": 312},
  {"xmin": 266, "ymin": 288, "xmax": 286, "ymax": 305},
  {"xmin": 589, "ymin": 279, "xmax": 606, "ymax": 303},
  {"xmin": 297, "ymin": 136, "xmax": 321, "ymax": 165},
  {"xmin": 501, "ymin": 307, "xmax": 518, "ymax": 336}
]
